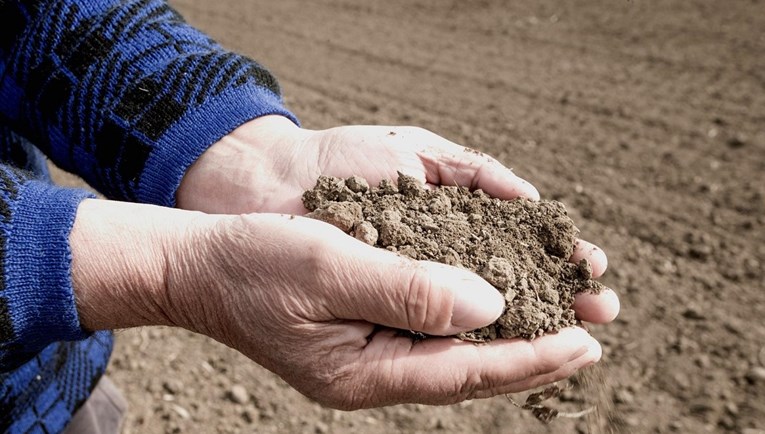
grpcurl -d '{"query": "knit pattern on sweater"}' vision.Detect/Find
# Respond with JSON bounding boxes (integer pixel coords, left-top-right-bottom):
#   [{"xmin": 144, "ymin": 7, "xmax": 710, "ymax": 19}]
[
  {"xmin": 1, "ymin": 0, "xmax": 296, "ymax": 205},
  {"xmin": 0, "ymin": 0, "xmax": 296, "ymax": 432},
  {"xmin": 0, "ymin": 161, "xmax": 112, "ymax": 433}
]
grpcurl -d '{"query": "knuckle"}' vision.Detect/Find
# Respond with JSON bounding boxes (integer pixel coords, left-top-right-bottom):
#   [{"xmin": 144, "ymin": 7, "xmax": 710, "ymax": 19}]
[
  {"xmin": 458, "ymin": 351, "xmax": 503, "ymax": 401},
  {"xmin": 404, "ymin": 266, "xmax": 435, "ymax": 331},
  {"xmin": 459, "ymin": 367, "xmax": 486, "ymax": 400},
  {"xmin": 404, "ymin": 265, "xmax": 453, "ymax": 333},
  {"xmin": 304, "ymin": 364, "xmax": 374, "ymax": 410}
]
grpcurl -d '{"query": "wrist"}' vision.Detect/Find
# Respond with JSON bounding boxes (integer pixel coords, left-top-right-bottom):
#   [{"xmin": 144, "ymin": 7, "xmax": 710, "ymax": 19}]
[
  {"xmin": 176, "ymin": 115, "xmax": 305, "ymax": 213},
  {"xmin": 70, "ymin": 199, "xmax": 218, "ymax": 331}
]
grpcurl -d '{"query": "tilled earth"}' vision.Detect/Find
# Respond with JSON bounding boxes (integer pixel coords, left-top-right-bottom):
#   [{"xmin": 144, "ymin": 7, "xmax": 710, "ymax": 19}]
[{"xmin": 53, "ymin": 0, "xmax": 765, "ymax": 433}]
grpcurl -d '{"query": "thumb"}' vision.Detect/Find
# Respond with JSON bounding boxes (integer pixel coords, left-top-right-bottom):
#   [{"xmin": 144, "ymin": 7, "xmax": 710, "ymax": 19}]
[
  {"xmin": 396, "ymin": 127, "xmax": 540, "ymax": 200},
  {"xmin": 327, "ymin": 250, "xmax": 505, "ymax": 335}
]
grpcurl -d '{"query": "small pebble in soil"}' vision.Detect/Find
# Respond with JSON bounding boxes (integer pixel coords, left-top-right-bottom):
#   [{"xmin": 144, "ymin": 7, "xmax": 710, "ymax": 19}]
[
  {"xmin": 746, "ymin": 366, "xmax": 765, "ymax": 383},
  {"xmin": 241, "ymin": 409, "xmax": 258, "ymax": 424},
  {"xmin": 314, "ymin": 421, "xmax": 330, "ymax": 434},
  {"xmin": 171, "ymin": 404, "xmax": 191, "ymax": 420},
  {"xmin": 228, "ymin": 384, "xmax": 249, "ymax": 404},
  {"xmin": 162, "ymin": 379, "xmax": 182, "ymax": 395}
]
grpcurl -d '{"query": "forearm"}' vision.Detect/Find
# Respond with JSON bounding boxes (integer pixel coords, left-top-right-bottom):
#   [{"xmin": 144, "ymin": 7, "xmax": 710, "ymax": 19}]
[{"xmin": 69, "ymin": 199, "xmax": 217, "ymax": 331}]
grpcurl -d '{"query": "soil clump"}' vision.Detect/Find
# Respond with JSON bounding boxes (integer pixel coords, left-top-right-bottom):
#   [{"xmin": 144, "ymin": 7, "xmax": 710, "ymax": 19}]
[{"xmin": 303, "ymin": 173, "xmax": 604, "ymax": 340}]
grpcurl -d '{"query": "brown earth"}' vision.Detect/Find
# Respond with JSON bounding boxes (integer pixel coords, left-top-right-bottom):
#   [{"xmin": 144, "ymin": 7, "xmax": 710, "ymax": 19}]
[
  {"xmin": 304, "ymin": 173, "xmax": 602, "ymax": 341},
  {"xmin": 51, "ymin": 0, "xmax": 765, "ymax": 433}
]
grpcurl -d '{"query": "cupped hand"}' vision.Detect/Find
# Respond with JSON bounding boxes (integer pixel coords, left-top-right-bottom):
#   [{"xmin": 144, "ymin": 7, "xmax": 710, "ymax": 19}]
[
  {"xmin": 177, "ymin": 115, "xmax": 539, "ymax": 215},
  {"xmin": 177, "ymin": 115, "xmax": 619, "ymax": 324},
  {"xmin": 168, "ymin": 214, "xmax": 605, "ymax": 409}
]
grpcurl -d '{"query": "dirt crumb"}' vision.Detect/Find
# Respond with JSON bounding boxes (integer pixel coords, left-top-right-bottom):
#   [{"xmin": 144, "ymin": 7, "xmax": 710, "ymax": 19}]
[
  {"xmin": 306, "ymin": 201, "xmax": 362, "ymax": 233},
  {"xmin": 345, "ymin": 175, "xmax": 369, "ymax": 193},
  {"xmin": 304, "ymin": 174, "xmax": 604, "ymax": 340},
  {"xmin": 353, "ymin": 221, "xmax": 378, "ymax": 245}
]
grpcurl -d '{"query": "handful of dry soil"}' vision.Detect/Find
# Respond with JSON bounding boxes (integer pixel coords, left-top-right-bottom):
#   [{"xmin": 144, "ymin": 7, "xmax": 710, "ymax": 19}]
[{"xmin": 303, "ymin": 173, "xmax": 603, "ymax": 340}]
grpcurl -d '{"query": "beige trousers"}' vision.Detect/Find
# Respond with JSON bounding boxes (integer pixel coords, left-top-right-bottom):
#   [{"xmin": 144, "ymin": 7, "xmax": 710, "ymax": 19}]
[{"xmin": 63, "ymin": 376, "xmax": 127, "ymax": 434}]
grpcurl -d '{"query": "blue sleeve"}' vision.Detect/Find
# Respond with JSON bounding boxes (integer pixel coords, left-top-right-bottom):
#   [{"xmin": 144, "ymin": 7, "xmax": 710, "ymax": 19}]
[
  {"xmin": 0, "ymin": 0, "xmax": 298, "ymax": 206},
  {"xmin": 0, "ymin": 164, "xmax": 94, "ymax": 371}
]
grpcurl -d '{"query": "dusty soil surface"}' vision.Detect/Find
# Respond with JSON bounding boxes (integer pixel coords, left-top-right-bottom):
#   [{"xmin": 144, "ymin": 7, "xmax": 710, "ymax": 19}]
[
  {"xmin": 50, "ymin": 0, "xmax": 764, "ymax": 432},
  {"xmin": 304, "ymin": 173, "xmax": 602, "ymax": 340}
]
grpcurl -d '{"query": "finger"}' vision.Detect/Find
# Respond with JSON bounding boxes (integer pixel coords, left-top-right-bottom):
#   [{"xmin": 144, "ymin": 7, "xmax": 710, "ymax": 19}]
[
  {"xmin": 570, "ymin": 239, "xmax": 608, "ymax": 278},
  {"xmin": 418, "ymin": 148, "xmax": 540, "ymax": 200},
  {"xmin": 569, "ymin": 239, "xmax": 617, "ymax": 323},
  {"xmin": 354, "ymin": 327, "xmax": 600, "ymax": 407},
  {"xmin": 573, "ymin": 288, "xmax": 620, "ymax": 324},
  {"xmin": 469, "ymin": 353, "xmax": 600, "ymax": 399},
  {"xmin": 405, "ymin": 129, "xmax": 539, "ymax": 200},
  {"xmin": 419, "ymin": 150, "xmax": 540, "ymax": 200},
  {"xmin": 326, "ymin": 249, "xmax": 505, "ymax": 335}
]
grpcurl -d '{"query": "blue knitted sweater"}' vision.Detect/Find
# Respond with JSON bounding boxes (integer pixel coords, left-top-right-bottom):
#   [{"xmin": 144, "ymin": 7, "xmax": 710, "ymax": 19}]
[{"xmin": 0, "ymin": 1, "xmax": 296, "ymax": 432}]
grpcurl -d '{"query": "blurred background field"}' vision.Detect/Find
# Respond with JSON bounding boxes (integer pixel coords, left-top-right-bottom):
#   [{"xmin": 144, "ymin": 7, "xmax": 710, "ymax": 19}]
[{"xmin": 52, "ymin": 1, "xmax": 765, "ymax": 432}]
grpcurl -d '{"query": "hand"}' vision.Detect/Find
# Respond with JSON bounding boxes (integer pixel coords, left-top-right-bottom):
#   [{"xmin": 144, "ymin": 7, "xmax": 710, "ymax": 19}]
[
  {"xmin": 177, "ymin": 115, "xmax": 540, "ymax": 215},
  {"xmin": 165, "ymin": 213, "xmax": 605, "ymax": 409},
  {"xmin": 177, "ymin": 115, "xmax": 619, "ymax": 323},
  {"xmin": 71, "ymin": 199, "xmax": 616, "ymax": 408}
]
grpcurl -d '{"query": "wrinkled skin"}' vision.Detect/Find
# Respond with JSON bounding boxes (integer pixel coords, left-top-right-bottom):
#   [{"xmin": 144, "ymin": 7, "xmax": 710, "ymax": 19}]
[{"xmin": 168, "ymin": 115, "xmax": 619, "ymax": 409}]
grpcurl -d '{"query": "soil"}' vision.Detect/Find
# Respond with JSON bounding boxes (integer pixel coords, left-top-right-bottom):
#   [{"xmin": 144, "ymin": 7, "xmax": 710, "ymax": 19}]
[
  {"xmin": 303, "ymin": 173, "xmax": 602, "ymax": 340},
  {"xmin": 48, "ymin": 0, "xmax": 765, "ymax": 433}
]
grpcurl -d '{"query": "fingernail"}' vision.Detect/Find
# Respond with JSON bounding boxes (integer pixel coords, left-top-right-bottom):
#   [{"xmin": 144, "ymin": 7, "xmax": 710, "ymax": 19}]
[
  {"xmin": 572, "ymin": 288, "xmax": 620, "ymax": 324},
  {"xmin": 448, "ymin": 271, "xmax": 504, "ymax": 333},
  {"xmin": 578, "ymin": 336, "xmax": 602, "ymax": 364},
  {"xmin": 504, "ymin": 171, "xmax": 540, "ymax": 201},
  {"xmin": 519, "ymin": 179, "xmax": 541, "ymax": 201}
]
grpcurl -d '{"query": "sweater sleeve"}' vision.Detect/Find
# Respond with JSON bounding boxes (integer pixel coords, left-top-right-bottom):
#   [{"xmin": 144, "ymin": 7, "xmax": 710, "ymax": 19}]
[
  {"xmin": 0, "ymin": 0, "xmax": 298, "ymax": 206},
  {"xmin": 0, "ymin": 164, "xmax": 94, "ymax": 371}
]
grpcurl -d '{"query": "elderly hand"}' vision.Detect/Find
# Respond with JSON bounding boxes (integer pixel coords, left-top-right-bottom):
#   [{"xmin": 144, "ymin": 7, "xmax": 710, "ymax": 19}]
[
  {"xmin": 73, "ymin": 189, "xmax": 617, "ymax": 411},
  {"xmin": 134, "ymin": 114, "xmax": 623, "ymax": 407},
  {"xmin": 177, "ymin": 115, "xmax": 619, "ymax": 322},
  {"xmin": 165, "ymin": 213, "xmax": 608, "ymax": 409},
  {"xmin": 177, "ymin": 115, "xmax": 540, "ymax": 215}
]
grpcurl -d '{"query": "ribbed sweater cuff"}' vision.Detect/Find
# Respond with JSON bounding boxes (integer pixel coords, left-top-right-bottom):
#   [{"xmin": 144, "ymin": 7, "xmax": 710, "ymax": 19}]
[
  {"xmin": 138, "ymin": 84, "xmax": 299, "ymax": 207},
  {"xmin": 4, "ymin": 182, "xmax": 94, "ymax": 352}
]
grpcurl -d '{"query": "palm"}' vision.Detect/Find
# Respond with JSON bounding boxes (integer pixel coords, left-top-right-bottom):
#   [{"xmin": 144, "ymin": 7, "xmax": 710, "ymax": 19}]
[
  {"xmin": 264, "ymin": 125, "xmax": 540, "ymax": 214},
  {"xmin": 272, "ymin": 126, "xmax": 431, "ymax": 213},
  {"xmin": 178, "ymin": 118, "xmax": 617, "ymax": 323},
  {"xmin": 176, "ymin": 117, "xmax": 619, "ymax": 407}
]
